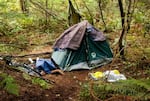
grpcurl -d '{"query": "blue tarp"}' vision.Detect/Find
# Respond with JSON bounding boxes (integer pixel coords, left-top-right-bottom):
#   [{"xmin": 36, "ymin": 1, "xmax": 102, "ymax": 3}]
[{"xmin": 36, "ymin": 59, "xmax": 56, "ymax": 74}]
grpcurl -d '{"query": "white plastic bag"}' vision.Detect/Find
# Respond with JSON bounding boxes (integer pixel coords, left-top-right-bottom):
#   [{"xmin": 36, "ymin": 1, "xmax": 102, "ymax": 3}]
[{"xmin": 104, "ymin": 70, "xmax": 126, "ymax": 82}]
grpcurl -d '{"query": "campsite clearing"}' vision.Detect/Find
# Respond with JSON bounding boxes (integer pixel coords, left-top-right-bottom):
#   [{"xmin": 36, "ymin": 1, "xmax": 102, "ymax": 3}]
[
  {"xmin": 0, "ymin": 21, "xmax": 150, "ymax": 101},
  {"xmin": 0, "ymin": 45, "xmax": 149, "ymax": 101},
  {"xmin": 0, "ymin": 26, "xmax": 150, "ymax": 100},
  {"xmin": 0, "ymin": 57, "xmax": 127, "ymax": 101}
]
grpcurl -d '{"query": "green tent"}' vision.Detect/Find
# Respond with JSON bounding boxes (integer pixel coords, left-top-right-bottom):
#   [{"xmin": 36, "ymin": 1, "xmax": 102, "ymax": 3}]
[{"xmin": 52, "ymin": 20, "xmax": 113, "ymax": 71}]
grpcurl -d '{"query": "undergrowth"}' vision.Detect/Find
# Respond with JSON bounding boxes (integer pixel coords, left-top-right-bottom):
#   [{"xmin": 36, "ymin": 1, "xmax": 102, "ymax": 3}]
[
  {"xmin": 22, "ymin": 73, "xmax": 52, "ymax": 89},
  {"xmin": 31, "ymin": 78, "xmax": 52, "ymax": 89},
  {"xmin": 80, "ymin": 79, "xmax": 150, "ymax": 101},
  {"xmin": 0, "ymin": 72, "xmax": 52, "ymax": 96},
  {"xmin": 0, "ymin": 73, "xmax": 19, "ymax": 96}
]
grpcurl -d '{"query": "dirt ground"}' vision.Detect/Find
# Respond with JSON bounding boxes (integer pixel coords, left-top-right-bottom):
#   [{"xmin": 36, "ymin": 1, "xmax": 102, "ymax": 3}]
[
  {"xmin": 0, "ymin": 55, "xmax": 149, "ymax": 101},
  {"xmin": 0, "ymin": 60, "xmax": 111, "ymax": 101}
]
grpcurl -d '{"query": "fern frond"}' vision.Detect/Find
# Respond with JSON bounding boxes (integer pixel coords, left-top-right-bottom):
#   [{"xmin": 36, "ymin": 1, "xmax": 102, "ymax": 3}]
[{"xmin": 80, "ymin": 79, "xmax": 150, "ymax": 101}]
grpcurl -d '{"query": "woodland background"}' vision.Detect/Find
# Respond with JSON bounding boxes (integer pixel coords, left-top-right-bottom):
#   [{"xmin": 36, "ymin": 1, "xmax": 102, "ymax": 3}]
[{"xmin": 0, "ymin": 0, "xmax": 150, "ymax": 101}]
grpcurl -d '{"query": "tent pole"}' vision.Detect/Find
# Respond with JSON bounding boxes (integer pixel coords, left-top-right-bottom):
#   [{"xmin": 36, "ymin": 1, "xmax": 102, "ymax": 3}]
[{"xmin": 85, "ymin": 32, "xmax": 90, "ymax": 64}]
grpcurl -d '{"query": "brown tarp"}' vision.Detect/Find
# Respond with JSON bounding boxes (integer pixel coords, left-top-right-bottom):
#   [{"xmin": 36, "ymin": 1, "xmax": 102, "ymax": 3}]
[{"xmin": 53, "ymin": 20, "xmax": 106, "ymax": 50}]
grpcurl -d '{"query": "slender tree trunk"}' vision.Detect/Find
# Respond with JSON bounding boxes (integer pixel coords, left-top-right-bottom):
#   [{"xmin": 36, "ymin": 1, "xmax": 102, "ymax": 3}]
[
  {"xmin": 20, "ymin": 0, "xmax": 28, "ymax": 14},
  {"xmin": 45, "ymin": 0, "xmax": 48, "ymax": 29},
  {"xmin": 98, "ymin": 0, "xmax": 107, "ymax": 30},
  {"xmin": 82, "ymin": 0, "xmax": 94, "ymax": 25},
  {"xmin": 126, "ymin": 0, "xmax": 135, "ymax": 33},
  {"xmin": 119, "ymin": 26, "xmax": 126, "ymax": 60},
  {"xmin": 118, "ymin": 0, "xmax": 135, "ymax": 60},
  {"xmin": 118, "ymin": 0, "xmax": 126, "ymax": 60},
  {"xmin": 118, "ymin": 0, "xmax": 125, "ymax": 28},
  {"xmin": 126, "ymin": 0, "xmax": 131, "ymax": 33}
]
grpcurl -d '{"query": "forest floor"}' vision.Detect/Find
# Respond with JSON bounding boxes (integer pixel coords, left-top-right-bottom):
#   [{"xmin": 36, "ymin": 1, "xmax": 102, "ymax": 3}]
[
  {"xmin": 0, "ymin": 47, "xmax": 117, "ymax": 101},
  {"xmin": 0, "ymin": 53, "xmax": 136, "ymax": 101},
  {"xmin": 0, "ymin": 25, "xmax": 150, "ymax": 101}
]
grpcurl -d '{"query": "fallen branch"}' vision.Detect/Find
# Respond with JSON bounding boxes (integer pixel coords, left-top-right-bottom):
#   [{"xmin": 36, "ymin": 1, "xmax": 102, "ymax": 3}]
[
  {"xmin": 0, "ymin": 43, "xmax": 27, "ymax": 49},
  {"xmin": 0, "ymin": 41, "xmax": 54, "ymax": 49},
  {"xmin": 0, "ymin": 52, "xmax": 52, "ymax": 59}
]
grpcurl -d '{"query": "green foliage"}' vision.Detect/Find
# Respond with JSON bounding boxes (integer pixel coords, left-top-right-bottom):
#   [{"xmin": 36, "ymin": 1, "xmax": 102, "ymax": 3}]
[
  {"xmin": 80, "ymin": 84, "xmax": 91, "ymax": 101},
  {"xmin": 0, "ymin": 21, "xmax": 12, "ymax": 36},
  {"xmin": 80, "ymin": 79, "xmax": 150, "ymax": 101},
  {"xmin": 0, "ymin": 0, "xmax": 149, "ymax": 35},
  {"xmin": 133, "ymin": 10, "xmax": 145, "ymax": 23},
  {"xmin": 0, "ymin": 73, "xmax": 19, "ymax": 96},
  {"xmin": 22, "ymin": 73, "xmax": 32, "ymax": 80},
  {"xmin": 32, "ymin": 77, "xmax": 52, "ymax": 89},
  {"xmin": 134, "ymin": 2, "xmax": 150, "ymax": 25},
  {"xmin": 143, "ymin": 48, "xmax": 150, "ymax": 58},
  {"xmin": 0, "ymin": 44, "xmax": 17, "ymax": 54},
  {"xmin": 107, "ymin": 17, "xmax": 122, "ymax": 31},
  {"xmin": 23, "ymin": 73, "xmax": 52, "ymax": 89},
  {"xmin": 17, "ymin": 16, "xmax": 35, "ymax": 29},
  {"xmin": 15, "ymin": 34, "xmax": 28, "ymax": 45},
  {"xmin": 143, "ymin": 22, "xmax": 150, "ymax": 37}
]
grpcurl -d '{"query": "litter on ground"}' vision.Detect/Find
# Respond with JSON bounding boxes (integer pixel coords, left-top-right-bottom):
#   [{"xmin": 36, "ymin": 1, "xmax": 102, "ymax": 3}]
[{"xmin": 89, "ymin": 70, "xmax": 127, "ymax": 82}]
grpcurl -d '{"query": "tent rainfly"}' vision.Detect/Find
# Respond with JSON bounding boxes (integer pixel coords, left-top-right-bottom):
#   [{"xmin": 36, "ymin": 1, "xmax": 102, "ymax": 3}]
[{"xmin": 51, "ymin": 20, "xmax": 113, "ymax": 71}]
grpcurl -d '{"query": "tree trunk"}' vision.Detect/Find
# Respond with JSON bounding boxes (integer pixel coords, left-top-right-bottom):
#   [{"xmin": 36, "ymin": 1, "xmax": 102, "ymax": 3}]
[
  {"xmin": 20, "ymin": 0, "xmax": 28, "ymax": 14},
  {"xmin": 119, "ymin": 26, "xmax": 126, "ymax": 60},
  {"xmin": 118, "ymin": 0, "xmax": 126, "ymax": 60},
  {"xmin": 82, "ymin": 0, "xmax": 94, "ymax": 25},
  {"xmin": 45, "ymin": 0, "xmax": 48, "ymax": 29},
  {"xmin": 118, "ymin": 0, "xmax": 125, "ymax": 28},
  {"xmin": 98, "ymin": 0, "xmax": 107, "ymax": 30},
  {"xmin": 118, "ymin": 0, "xmax": 135, "ymax": 60},
  {"xmin": 126, "ymin": 0, "xmax": 135, "ymax": 33}
]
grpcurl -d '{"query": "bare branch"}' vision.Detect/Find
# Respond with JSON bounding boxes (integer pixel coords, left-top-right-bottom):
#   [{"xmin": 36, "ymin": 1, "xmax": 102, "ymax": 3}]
[
  {"xmin": 29, "ymin": 0, "xmax": 65, "ymax": 21},
  {"xmin": 81, "ymin": 0, "xmax": 94, "ymax": 25}
]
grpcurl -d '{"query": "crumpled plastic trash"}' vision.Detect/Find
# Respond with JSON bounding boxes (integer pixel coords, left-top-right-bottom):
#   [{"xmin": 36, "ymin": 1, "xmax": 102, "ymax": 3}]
[
  {"xmin": 88, "ymin": 71, "xmax": 104, "ymax": 80},
  {"xmin": 104, "ymin": 70, "xmax": 126, "ymax": 82},
  {"xmin": 89, "ymin": 70, "xmax": 126, "ymax": 82}
]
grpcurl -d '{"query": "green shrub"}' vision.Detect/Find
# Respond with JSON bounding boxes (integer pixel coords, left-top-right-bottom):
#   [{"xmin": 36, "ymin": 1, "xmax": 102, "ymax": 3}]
[
  {"xmin": 32, "ymin": 77, "xmax": 52, "ymax": 89},
  {"xmin": 80, "ymin": 79, "xmax": 150, "ymax": 101},
  {"xmin": 0, "ymin": 73, "xmax": 19, "ymax": 96}
]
